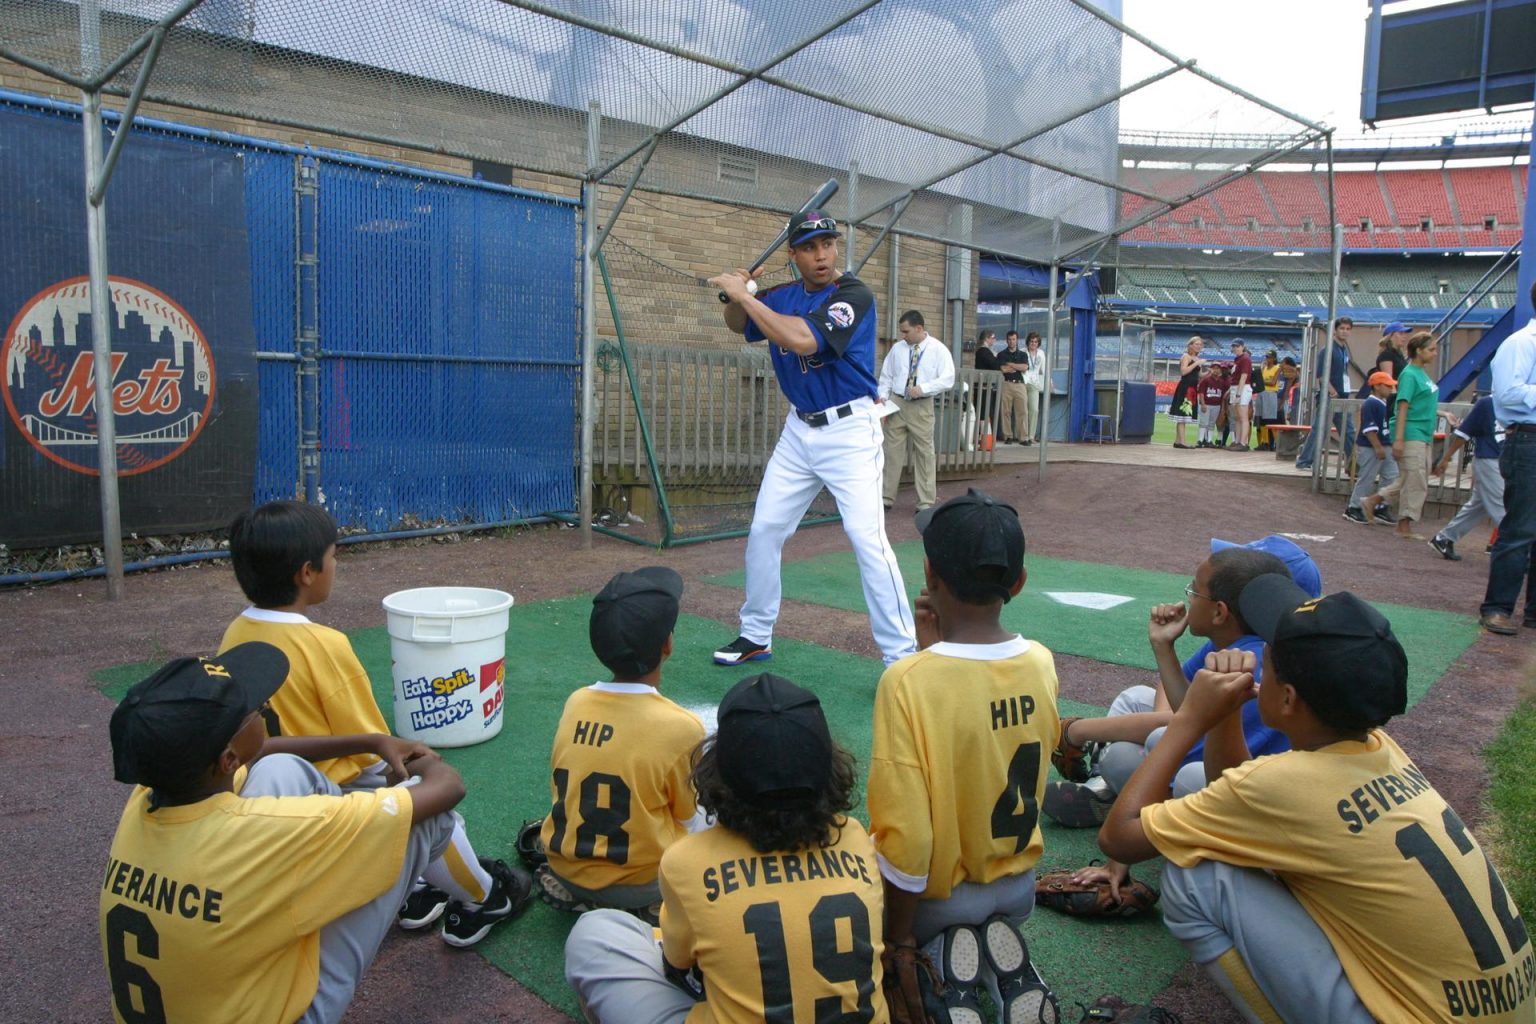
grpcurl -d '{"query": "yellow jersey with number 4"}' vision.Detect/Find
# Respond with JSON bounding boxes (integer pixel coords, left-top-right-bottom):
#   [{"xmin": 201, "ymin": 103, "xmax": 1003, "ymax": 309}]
[
  {"xmin": 659, "ymin": 818, "xmax": 888, "ymax": 1024},
  {"xmin": 1143, "ymin": 729, "xmax": 1533, "ymax": 1024},
  {"xmin": 100, "ymin": 784, "xmax": 411, "ymax": 1024},
  {"xmin": 868, "ymin": 637, "xmax": 1061, "ymax": 899}
]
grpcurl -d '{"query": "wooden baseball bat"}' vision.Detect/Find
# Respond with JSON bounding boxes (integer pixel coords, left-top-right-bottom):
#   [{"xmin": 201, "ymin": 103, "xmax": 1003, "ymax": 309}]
[{"xmin": 717, "ymin": 177, "xmax": 841, "ymax": 303}]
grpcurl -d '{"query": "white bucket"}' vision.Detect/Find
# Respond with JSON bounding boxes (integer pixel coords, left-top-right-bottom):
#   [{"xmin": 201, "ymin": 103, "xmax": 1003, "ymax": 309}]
[{"xmin": 382, "ymin": 587, "xmax": 514, "ymax": 748}]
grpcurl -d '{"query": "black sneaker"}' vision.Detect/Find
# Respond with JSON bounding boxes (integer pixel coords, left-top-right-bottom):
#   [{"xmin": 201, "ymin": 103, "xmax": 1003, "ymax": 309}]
[
  {"xmin": 1042, "ymin": 777, "xmax": 1115, "ymax": 828},
  {"xmin": 1429, "ymin": 535, "xmax": 1461, "ymax": 561},
  {"xmin": 981, "ymin": 915, "xmax": 1059, "ymax": 1024},
  {"xmin": 713, "ymin": 635, "xmax": 771, "ymax": 666},
  {"xmin": 1373, "ymin": 506, "xmax": 1398, "ymax": 526},
  {"xmin": 397, "ymin": 884, "xmax": 449, "ymax": 930},
  {"xmin": 1342, "ymin": 507, "xmax": 1368, "ymax": 526},
  {"xmin": 938, "ymin": 924, "xmax": 986, "ymax": 1024},
  {"xmin": 441, "ymin": 858, "xmax": 533, "ymax": 948}
]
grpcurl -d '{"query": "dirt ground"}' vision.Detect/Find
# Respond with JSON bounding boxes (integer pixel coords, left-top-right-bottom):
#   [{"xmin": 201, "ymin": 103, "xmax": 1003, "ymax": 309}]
[{"xmin": 4, "ymin": 459, "xmax": 1530, "ymax": 1023}]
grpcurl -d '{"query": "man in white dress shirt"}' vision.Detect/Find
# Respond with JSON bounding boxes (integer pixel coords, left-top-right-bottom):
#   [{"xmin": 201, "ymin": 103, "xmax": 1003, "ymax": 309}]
[{"xmin": 879, "ymin": 310, "xmax": 956, "ymax": 512}]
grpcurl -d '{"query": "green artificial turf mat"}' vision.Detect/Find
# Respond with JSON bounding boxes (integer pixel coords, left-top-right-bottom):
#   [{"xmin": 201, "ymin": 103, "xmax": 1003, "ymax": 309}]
[
  {"xmin": 705, "ymin": 545, "xmax": 1479, "ymax": 708},
  {"xmin": 92, "ymin": 597, "xmax": 1188, "ymax": 1017}
]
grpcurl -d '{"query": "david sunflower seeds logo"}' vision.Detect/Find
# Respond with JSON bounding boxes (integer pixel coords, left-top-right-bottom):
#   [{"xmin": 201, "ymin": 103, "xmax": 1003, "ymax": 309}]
[{"xmin": 3, "ymin": 276, "xmax": 215, "ymax": 476}]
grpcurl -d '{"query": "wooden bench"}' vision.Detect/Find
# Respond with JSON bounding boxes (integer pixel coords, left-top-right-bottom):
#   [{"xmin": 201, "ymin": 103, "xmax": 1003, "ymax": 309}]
[{"xmin": 1267, "ymin": 424, "xmax": 1310, "ymax": 460}]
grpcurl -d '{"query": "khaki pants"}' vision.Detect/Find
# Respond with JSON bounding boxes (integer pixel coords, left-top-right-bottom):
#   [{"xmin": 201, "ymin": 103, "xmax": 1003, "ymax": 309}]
[
  {"xmin": 1023, "ymin": 380, "xmax": 1043, "ymax": 440},
  {"xmin": 999, "ymin": 380, "xmax": 1028, "ymax": 440},
  {"xmin": 882, "ymin": 394, "xmax": 937, "ymax": 509},
  {"xmin": 1379, "ymin": 439, "xmax": 1430, "ymax": 521}
]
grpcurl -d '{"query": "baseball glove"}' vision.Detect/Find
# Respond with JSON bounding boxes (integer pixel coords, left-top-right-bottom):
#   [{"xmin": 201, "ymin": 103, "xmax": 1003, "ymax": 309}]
[
  {"xmin": 881, "ymin": 943, "xmax": 950, "ymax": 1024},
  {"xmin": 515, "ymin": 818, "xmax": 548, "ymax": 870},
  {"xmin": 1035, "ymin": 869, "xmax": 1159, "ymax": 918}
]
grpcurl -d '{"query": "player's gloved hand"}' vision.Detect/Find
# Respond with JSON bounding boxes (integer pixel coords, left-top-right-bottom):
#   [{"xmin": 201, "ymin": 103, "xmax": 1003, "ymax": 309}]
[
  {"xmin": 1181, "ymin": 649, "xmax": 1258, "ymax": 733},
  {"xmin": 1147, "ymin": 601, "xmax": 1188, "ymax": 648},
  {"xmin": 914, "ymin": 588, "xmax": 943, "ymax": 651},
  {"xmin": 376, "ymin": 735, "xmax": 439, "ymax": 784}
]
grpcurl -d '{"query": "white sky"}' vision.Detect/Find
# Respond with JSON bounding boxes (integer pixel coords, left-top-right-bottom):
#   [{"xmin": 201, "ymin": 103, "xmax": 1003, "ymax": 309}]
[{"xmin": 1118, "ymin": 0, "xmax": 1530, "ymax": 140}]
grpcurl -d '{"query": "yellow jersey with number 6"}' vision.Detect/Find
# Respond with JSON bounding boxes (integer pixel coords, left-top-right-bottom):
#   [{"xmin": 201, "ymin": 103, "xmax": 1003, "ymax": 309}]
[{"xmin": 100, "ymin": 784, "xmax": 412, "ymax": 1024}]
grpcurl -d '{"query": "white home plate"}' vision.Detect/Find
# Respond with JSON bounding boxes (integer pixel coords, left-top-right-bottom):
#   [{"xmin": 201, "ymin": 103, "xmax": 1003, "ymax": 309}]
[{"xmin": 1042, "ymin": 592, "xmax": 1135, "ymax": 610}]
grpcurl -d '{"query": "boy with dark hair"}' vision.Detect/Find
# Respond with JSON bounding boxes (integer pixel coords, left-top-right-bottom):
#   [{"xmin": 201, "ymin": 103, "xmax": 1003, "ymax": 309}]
[
  {"xmin": 531, "ymin": 567, "xmax": 705, "ymax": 922},
  {"xmin": 102, "ymin": 643, "xmax": 469, "ymax": 1024},
  {"xmin": 220, "ymin": 500, "xmax": 530, "ymax": 948},
  {"xmin": 1100, "ymin": 576, "xmax": 1533, "ymax": 1023},
  {"xmin": 565, "ymin": 673, "xmax": 889, "ymax": 1023},
  {"xmin": 1046, "ymin": 536, "xmax": 1321, "ymax": 833},
  {"xmin": 1343, "ymin": 370, "xmax": 1400, "ymax": 526},
  {"xmin": 1198, "ymin": 364, "xmax": 1229, "ymax": 448},
  {"xmin": 868, "ymin": 488, "xmax": 1061, "ymax": 1022}
]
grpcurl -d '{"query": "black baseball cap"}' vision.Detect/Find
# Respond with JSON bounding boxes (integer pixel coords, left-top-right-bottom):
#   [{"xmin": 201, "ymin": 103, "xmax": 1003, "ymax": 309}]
[
  {"xmin": 589, "ymin": 566, "xmax": 683, "ymax": 678},
  {"xmin": 1238, "ymin": 574, "xmax": 1408, "ymax": 732},
  {"xmin": 915, "ymin": 488, "xmax": 1025, "ymax": 603},
  {"xmin": 716, "ymin": 673, "xmax": 833, "ymax": 807},
  {"xmin": 110, "ymin": 642, "xmax": 289, "ymax": 791},
  {"xmin": 788, "ymin": 210, "xmax": 841, "ymax": 247}
]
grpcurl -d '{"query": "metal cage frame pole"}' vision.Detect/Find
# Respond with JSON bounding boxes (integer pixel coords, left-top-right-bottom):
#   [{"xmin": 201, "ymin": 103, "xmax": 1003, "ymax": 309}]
[
  {"xmin": 79, "ymin": 0, "xmax": 125, "ymax": 599},
  {"xmin": 1037, "ymin": 253, "xmax": 1060, "ymax": 479},
  {"xmin": 1314, "ymin": 218, "xmax": 1345, "ymax": 494},
  {"xmin": 580, "ymin": 102, "xmax": 600, "ymax": 548}
]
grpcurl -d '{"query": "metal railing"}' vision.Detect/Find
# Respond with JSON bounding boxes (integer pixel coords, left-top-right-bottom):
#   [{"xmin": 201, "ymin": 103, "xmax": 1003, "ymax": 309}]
[
  {"xmin": 1315, "ymin": 398, "xmax": 1477, "ymax": 507},
  {"xmin": 1430, "ymin": 239, "xmax": 1522, "ymax": 378},
  {"xmin": 592, "ymin": 350, "xmax": 1001, "ymax": 480}
]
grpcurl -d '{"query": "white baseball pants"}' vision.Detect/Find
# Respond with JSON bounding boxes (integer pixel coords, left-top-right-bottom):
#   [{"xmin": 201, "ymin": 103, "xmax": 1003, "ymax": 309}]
[{"xmin": 740, "ymin": 400, "xmax": 917, "ymax": 664}]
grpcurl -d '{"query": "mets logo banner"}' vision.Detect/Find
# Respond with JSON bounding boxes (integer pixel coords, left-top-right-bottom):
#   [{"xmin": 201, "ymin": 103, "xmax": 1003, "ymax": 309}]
[{"xmin": 0, "ymin": 105, "xmax": 258, "ymax": 547}]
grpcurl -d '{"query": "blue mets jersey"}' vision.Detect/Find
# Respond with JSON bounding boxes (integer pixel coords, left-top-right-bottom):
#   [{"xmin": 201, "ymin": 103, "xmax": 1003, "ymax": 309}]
[{"xmin": 744, "ymin": 273, "xmax": 878, "ymax": 413}]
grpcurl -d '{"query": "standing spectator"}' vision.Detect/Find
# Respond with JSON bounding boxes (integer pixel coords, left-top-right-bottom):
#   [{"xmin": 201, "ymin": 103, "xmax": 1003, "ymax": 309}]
[
  {"xmin": 1197, "ymin": 363, "xmax": 1229, "ymax": 449},
  {"xmin": 1295, "ymin": 317, "xmax": 1355, "ymax": 470},
  {"xmin": 1430, "ymin": 396, "xmax": 1504, "ymax": 561},
  {"xmin": 997, "ymin": 330, "xmax": 1028, "ymax": 443},
  {"xmin": 1254, "ymin": 350, "xmax": 1281, "ymax": 450},
  {"xmin": 1277, "ymin": 355, "xmax": 1301, "ymax": 422},
  {"xmin": 1226, "ymin": 342, "xmax": 1254, "ymax": 451},
  {"xmin": 1358, "ymin": 321, "xmax": 1410, "ymax": 399},
  {"xmin": 1343, "ymin": 372, "xmax": 1400, "ymax": 526},
  {"xmin": 974, "ymin": 329, "xmax": 1000, "ymax": 446},
  {"xmin": 1364, "ymin": 332, "xmax": 1440, "ymax": 540},
  {"xmin": 1479, "ymin": 280, "xmax": 1536, "ymax": 635},
  {"xmin": 879, "ymin": 310, "xmax": 955, "ymax": 512},
  {"xmin": 1022, "ymin": 331, "xmax": 1046, "ymax": 445},
  {"xmin": 1168, "ymin": 336, "xmax": 1204, "ymax": 450}
]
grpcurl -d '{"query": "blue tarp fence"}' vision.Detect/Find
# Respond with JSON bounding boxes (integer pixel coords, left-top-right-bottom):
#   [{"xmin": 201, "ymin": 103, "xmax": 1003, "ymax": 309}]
[{"xmin": 0, "ymin": 90, "xmax": 579, "ymax": 544}]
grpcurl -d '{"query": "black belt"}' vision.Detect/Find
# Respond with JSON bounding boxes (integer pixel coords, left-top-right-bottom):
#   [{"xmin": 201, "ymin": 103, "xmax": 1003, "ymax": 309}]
[
  {"xmin": 796, "ymin": 403, "xmax": 853, "ymax": 428},
  {"xmin": 1003, "ymin": 375, "xmax": 1024, "ymax": 382},
  {"xmin": 1507, "ymin": 422, "xmax": 1536, "ymax": 434}
]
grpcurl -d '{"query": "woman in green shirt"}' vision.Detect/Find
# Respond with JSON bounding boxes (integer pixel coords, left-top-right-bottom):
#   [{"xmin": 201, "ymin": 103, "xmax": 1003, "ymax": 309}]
[{"xmin": 1366, "ymin": 332, "xmax": 1440, "ymax": 540}]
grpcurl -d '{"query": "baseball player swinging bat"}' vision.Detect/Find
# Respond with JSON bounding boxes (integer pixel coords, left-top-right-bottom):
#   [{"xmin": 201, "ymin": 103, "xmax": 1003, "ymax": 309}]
[{"xmin": 717, "ymin": 177, "xmax": 841, "ymax": 303}]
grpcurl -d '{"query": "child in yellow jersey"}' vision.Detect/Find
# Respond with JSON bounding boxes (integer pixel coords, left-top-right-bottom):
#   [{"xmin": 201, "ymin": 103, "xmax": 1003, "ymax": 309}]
[
  {"xmin": 565, "ymin": 673, "xmax": 890, "ymax": 1024},
  {"xmin": 1101, "ymin": 575, "xmax": 1534, "ymax": 1024},
  {"xmin": 219, "ymin": 500, "xmax": 531, "ymax": 948},
  {"xmin": 101, "ymin": 643, "xmax": 469, "ymax": 1024},
  {"xmin": 530, "ymin": 567, "xmax": 705, "ymax": 922},
  {"xmin": 868, "ymin": 488, "xmax": 1061, "ymax": 1024}
]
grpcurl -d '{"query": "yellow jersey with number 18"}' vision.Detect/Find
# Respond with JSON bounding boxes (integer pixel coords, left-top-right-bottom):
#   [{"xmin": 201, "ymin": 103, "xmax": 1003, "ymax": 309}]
[
  {"xmin": 868, "ymin": 637, "xmax": 1060, "ymax": 899},
  {"xmin": 1142, "ymin": 729, "xmax": 1534, "ymax": 1024}
]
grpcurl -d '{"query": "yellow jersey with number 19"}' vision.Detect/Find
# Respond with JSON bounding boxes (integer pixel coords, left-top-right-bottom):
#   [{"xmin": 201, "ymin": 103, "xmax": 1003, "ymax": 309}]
[
  {"xmin": 100, "ymin": 784, "xmax": 412, "ymax": 1024},
  {"xmin": 1142, "ymin": 729, "xmax": 1534, "ymax": 1024},
  {"xmin": 659, "ymin": 819, "xmax": 888, "ymax": 1024},
  {"xmin": 868, "ymin": 637, "xmax": 1060, "ymax": 899}
]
